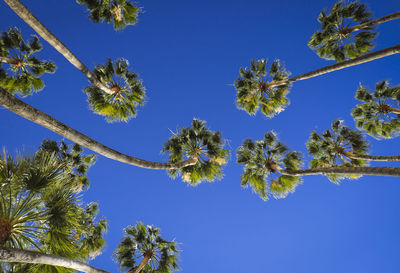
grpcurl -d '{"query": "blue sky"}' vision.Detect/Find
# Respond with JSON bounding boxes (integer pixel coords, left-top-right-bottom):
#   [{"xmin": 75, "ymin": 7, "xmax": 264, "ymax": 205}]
[{"xmin": 1, "ymin": 0, "xmax": 400, "ymax": 272}]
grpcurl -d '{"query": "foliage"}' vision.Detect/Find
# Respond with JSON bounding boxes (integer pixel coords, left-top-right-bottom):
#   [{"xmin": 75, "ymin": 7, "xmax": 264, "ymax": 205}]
[
  {"xmin": 234, "ymin": 59, "xmax": 291, "ymax": 118},
  {"xmin": 306, "ymin": 119, "xmax": 369, "ymax": 183},
  {"xmin": 77, "ymin": 0, "xmax": 140, "ymax": 30},
  {"xmin": 162, "ymin": 119, "xmax": 229, "ymax": 186},
  {"xmin": 308, "ymin": 1, "xmax": 376, "ymax": 62},
  {"xmin": 236, "ymin": 131, "xmax": 302, "ymax": 200},
  {"xmin": 351, "ymin": 80, "xmax": 400, "ymax": 139},
  {"xmin": 0, "ymin": 28, "xmax": 56, "ymax": 96},
  {"xmin": 114, "ymin": 221, "xmax": 179, "ymax": 273},
  {"xmin": 83, "ymin": 58, "xmax": 146, "ymax": 122}
]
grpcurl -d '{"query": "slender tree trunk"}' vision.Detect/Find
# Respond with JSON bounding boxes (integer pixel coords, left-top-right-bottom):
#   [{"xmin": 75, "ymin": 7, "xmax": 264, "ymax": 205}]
[
  {"xmin": 0, "ymin": 57, "xmax": 17, "ymax": 64},
  {"xmin": 342, "ymin": 151, "xmax": 400, "ymax": 162},
  {"xmin": 268, "ymin": 44, "xmax": 400, "ymax": 88},
  {"xmin": 280, "ymin": 167, "xmax": 400, "ymax": 177},
  {"xmin": 3, "ymin": 0, "xmax": 113, "ymax": 95},
  {"xmin": 0, "ymin": 87, "xmax": 197, "ymax": 170},
  {"xmin": 0, "ymin": 247, "xmax": 109, "ymax": 273},
  {"xmin": 345, "ymin": 11, "xmax": 400, "ymax": 33},
  {"xmin": 129, "ymin": 254, "xmax": 151, "ymax": 273},
  {"xmin": 389, "ymin": 107, "xmax": 400, "ymax": 115}
]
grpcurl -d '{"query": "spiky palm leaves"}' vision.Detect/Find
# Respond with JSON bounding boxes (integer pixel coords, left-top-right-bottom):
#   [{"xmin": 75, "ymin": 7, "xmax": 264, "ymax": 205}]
[
  {"xmin": 77, "ymin": 0, "xmax": 140, "ymax": 30},
  {"xmin": 84, "ymin": 58, "xmax": 145, "ymax": 122},
  {"xmin": 308, "ymin": 1, "xmax": 376, "ymax": 62},
  {"xmin": 114, "ymin": 222, "xmax": 179, "ymax": 273},
  {"xmin": 306, "ymin": 119, "xmax": 369, "ymax": 183},
  {"xmin": 0, "ymin": 28, "xmax": 56, "ymax": 95},
  {"xmin": 162, "ymin": 119, "xmax": 229, "ymax": 185},
  {"xmin": 234, "ymin": 59, "xmax": 291, "ymax": 118},
  {"xmin": 351, "ymin": 80, "xmax": 400, "ymax": 139},
  {"xmin": 236, "ymin": 131, "xmax": 302, "ymax": 200}
]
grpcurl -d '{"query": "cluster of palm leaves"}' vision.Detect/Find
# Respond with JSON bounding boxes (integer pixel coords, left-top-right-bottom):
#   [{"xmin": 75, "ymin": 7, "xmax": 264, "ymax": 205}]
[
  {"xmin": 162, "ymin": 119, "xmax": 229, "ymax": 185},
  {"xmin": 308, "ymin": 1, "xmax": 376, "ymax": 61},
  {"xmin": 77, "ymin": 0, "xmax": 140, "ymax": 30},
  {"xmin": 83, "ymin": 58, "xmax": 146, "ymax": 122},
  {"xmin": 0, "ymin": 141, "xmax": 107, "ymax": 273},
  {"xmin": 0, "ymin": 28, "xmax": 56, "ymax": 96},
  {"xmin": 234, "ymin": 59, "xmax": 291, "ymax": 118},
  {"xmin": 351, "ymin": 80, "xmax": 400, "ymax": 139},
  {"xmin": 114, "ymin": 222, "xmax": 179, "ymax": 273}
]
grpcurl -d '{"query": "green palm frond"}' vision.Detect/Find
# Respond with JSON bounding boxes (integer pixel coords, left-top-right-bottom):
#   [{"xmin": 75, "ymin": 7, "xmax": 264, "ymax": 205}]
[
  {"xmin": 162, "ymin": 119, "xmax": 229, "ymax": 186},
  {"xmin": 351, "ymin": 80, "xmax": 400, "ymax": 139},
  {"xmin": 0, "ymin": 28, "xmax": 56, "ymax": 96},
  {"xmin": 83, "ymin": 58, "xmax": 145, "ymax": 122},
  {"xmin": 236, "ymin": 131, "xmax": 303, "ymax": 200},
  {"xmin": 306, "ymin": 119, "xmax": 368, "ymax": 183},
  {"xmin": 114, "ymin": 222, "xmax": 179, "ymax": 273},
  {"xmin": 77, "ymin": 0, "xmax": 140, "ymax": 30},
  {"xmin": 234, "ymin": 59, "xmax": 291, "ymax": 118},
  {"xmin": 308, "ymin": 1, "xmax": 376, "ymax": 62}
]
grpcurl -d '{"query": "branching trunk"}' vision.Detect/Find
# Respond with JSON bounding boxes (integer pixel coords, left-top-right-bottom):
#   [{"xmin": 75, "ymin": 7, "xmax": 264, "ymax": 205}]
[
  {"xmin": 342, "ymin": 151, "xmax": 400, "ymax": 162},
  {"xmin": 0, "ymin": 247, "xmax": 109, "ymax": 273},
  {"xmin": 129, "ymin": 254, "xmax": 151, "ymax": 273},
  {"xmin": 346, "ymin": 11, "xmax": 400, "ymax": 33},
  {"xmin": 268, "ymin": 44, "xmax": 400, "ymax": 88},
  {"xmin": 280, "ymin": 167, "xmax": 400, "ymax": 177},
  {"xmin": 0, "ymin": 87, "xmax": 197, "ymax": 170},
  {"xmin": 3, "ymin": 0, "xmax": 113, "ymax": 94}
]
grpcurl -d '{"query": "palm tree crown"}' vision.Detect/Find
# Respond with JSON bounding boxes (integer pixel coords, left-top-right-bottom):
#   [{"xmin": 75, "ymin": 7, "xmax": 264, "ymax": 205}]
[
  {"xmin": 114, "ymin": 222, "xmax": 179, "ymax": 273},
  {"xmin": 0, "ymin": 28, "xmax": 56, "ymax": 96},
  {"xmin": 236, "ymin": 131, "xmax": 303, "ymax": 200},
  {"xmin": 234, "ymin": 59, "xmax": 291, "ymax": 118},
  {"xmin": 162, "ymin": 119, "xmax": 229, "ymax": 186},
  {"xmin": 351, "ymin": 80, "xmax": 400, "ymax": 139},
  {"xmin": 306, "ymin": 119, "xmax": 369, "ymax": 183},
  {"xmin": 308, "ymin": 1, "xmax": 376, "ymax": 62},
  {"xmin": 77, "ymin": 0, "xmax": 140, "ymax": 30},
  {"xmin": 83, "ymin": 58, "xmax": 145, "ymax": 122}
]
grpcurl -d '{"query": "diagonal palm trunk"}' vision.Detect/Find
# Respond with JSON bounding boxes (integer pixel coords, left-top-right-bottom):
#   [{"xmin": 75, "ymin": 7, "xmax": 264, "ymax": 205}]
[
  {"xmin": 0, "ymin": 87, "xmax": 197, "ymax": 170},
  {"xmin": 345, "ymin": 11, "xmax": 400, "ymax": 34},
  {"xmin": 129, "ymin": 254, "xmax": 151, "ymax": 273},
  {"xmin": 280, "ymin": 166, "xmax": 400, "ymax": 177},
  {"xmin": 268, "ymin": 44, "xmax": 400, "ymax": 88},
  {"xmin": 342, "ymin": 151, "xmax": 400, "ymax": 162},
  {"xmin": 0, "ymin": 247, "xmax": 109, "ymax": 273},
  {"xmin": 3, "ymin": 0, "xmax": 113, "ymax": 95}
]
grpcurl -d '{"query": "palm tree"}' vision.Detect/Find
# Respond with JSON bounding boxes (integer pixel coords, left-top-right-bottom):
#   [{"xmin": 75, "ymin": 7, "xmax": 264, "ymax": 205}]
[
  {"xmin": 351, "ymin": 80, "xmax": 400, "ymax": 139},
  {"xmin": 308, "ymin": 1, "xmax": 400, "ymax": 62},
  {"xmin": 236, "ymin": 131, "xmax": 303, "ymax": 200},
  {"xmin": 83, "ymin": 58, "xmax": 145, "ymax": 122},
  {"xmin": 235, "ymin": 44, "xmax": 400, "ymax": 117},
  {"xmin": 0, "ymin": 28, "xmax": 56, "ymax": 96},
  {"xmin": 234, "ymin": 59, "xmax": 291, "ymax": 118},
  {"xmin": 77, "ymin": 0, "xmax": 140, "ymax": 30},
  {"xmin": 0, "ymin": 87, "xmax": 198, "ymax": 170},
  {"xmin": 114, "ymin": 222, "xmax": 179, "ymax": 273},
  {"xmin": 162, "ymin": 118, "xmax": 230, "ymax": 185}
]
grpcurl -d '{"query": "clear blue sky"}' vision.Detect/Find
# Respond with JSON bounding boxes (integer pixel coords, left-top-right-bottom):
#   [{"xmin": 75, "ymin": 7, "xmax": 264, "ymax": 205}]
[{"xmin": 1, "ymin": 0, "xmax": 400, "ymax": 272}]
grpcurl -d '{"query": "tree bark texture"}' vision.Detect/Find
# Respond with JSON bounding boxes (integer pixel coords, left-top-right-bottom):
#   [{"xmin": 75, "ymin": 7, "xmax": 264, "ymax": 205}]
[
  {"xmin": 129, "ymin": 254, "xmax": 151, "ymax": 273},
  {"xmin": 280, "ymin": 167, "xmax": 400, "ymax": 177}
]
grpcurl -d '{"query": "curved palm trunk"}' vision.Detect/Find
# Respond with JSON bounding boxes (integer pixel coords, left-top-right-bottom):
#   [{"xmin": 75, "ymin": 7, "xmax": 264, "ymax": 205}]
[
  {"xmin": 268, "ymin": 44, "xmax": 400, "ymax": 88},
  {"xmin": 129, "ymin": 254, "xmax": 151, "ymax": 273},
  {"xmin": 342, "ymin": 151, "xmax": 400, "ymax": 162},
  {"xmin": 0, "ymin": 57, "xmax": 18, "ymax": 64},
  {"xmin": 345, "ymin": 11, "xmax": 400, "ymax": 33},
  {"xmin": 388, "ymin": 107, "xmax": 400, "ymax": 114},
  {"xmin": 0, "ymin": 87, "xmax": 197, "ymax": 170},
  {"xmin": 280, "ymin": 167, "xmax": 400, "ymax": 177},
  {"xmin": 0, "ymin": 247, "xmax": 109, "ymax": 273},
  {"xmin": 3, "ymin": 0, "xmax": 113, "ymax": 95}
]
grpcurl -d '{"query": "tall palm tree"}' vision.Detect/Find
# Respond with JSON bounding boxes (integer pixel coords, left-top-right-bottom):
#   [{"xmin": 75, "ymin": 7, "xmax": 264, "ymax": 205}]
[
  {"xmin": 0, "ymin": 28, "xmax": 56, "ymax": 96},
  {"xmin": 114, "ymin": 222, "xmax": 179, "ymax": 273},
  {"xmin": 234, "ymin": 59, "xmax": 291, "ymax": 118},
  {"xmin": 83, "ymin": 58, "xmax": 145, "ymax": 122},
  {"xmin": 0, "ymin": 87, "xmax": 198, "ymax": 170},
  {"xmin": 236, "ymin": 131, "xmax": 303, "ymax": 200},
  {"xmin": 308, "ymin": 1, "xmax": 400, "ymax": 61},
  {"xmin": 77, "ymin": 0, "xmax": 140, "ymax": 30},
  {"xmin": 162, "ymin": 118, "xmax": 230, "ymax": 185},
  {"xmin": 351, "ymin": 80, "xmax": 400, "ymax": 139},
  {"xmin": 235, "ymin": 44, "xmax": 400, "ymax": 117}
]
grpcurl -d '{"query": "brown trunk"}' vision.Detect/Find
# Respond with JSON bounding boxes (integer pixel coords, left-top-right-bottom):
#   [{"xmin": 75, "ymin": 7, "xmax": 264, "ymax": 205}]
[
  {"xmin": 0, "ymin": 57, "xmax": 18, "ymax": 65},
  {"xmin": 3, "ymin": 0, "xmax": 113, "ymax": 94},
  {"xmin": 342, "ymin": 151, "xmax": 400, "ymax": 162},
  {"xmin": 267, "ymin": 44, "xmax": 400, "ymax": 88},
  {"xmin": 345, "ymin": 11, "xmax": 400, "ymax": 33},
  {"xmin": 129, "ymin": 254, "xmax": 151, "ymax": 273},
  {"xmin": 0, "ymin": 87, "xmax": 198, "ymax": 170},
  {"xmin": 280, "ymin": 166, "xmax": 400, "ymax": 177},
  {"xmin": 388, "ymin": 107, "xmax": 400, "ymax": 115},
  {"xmin": 0, "ymin": 219, "xmax": 12, "ymax": 245}
]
